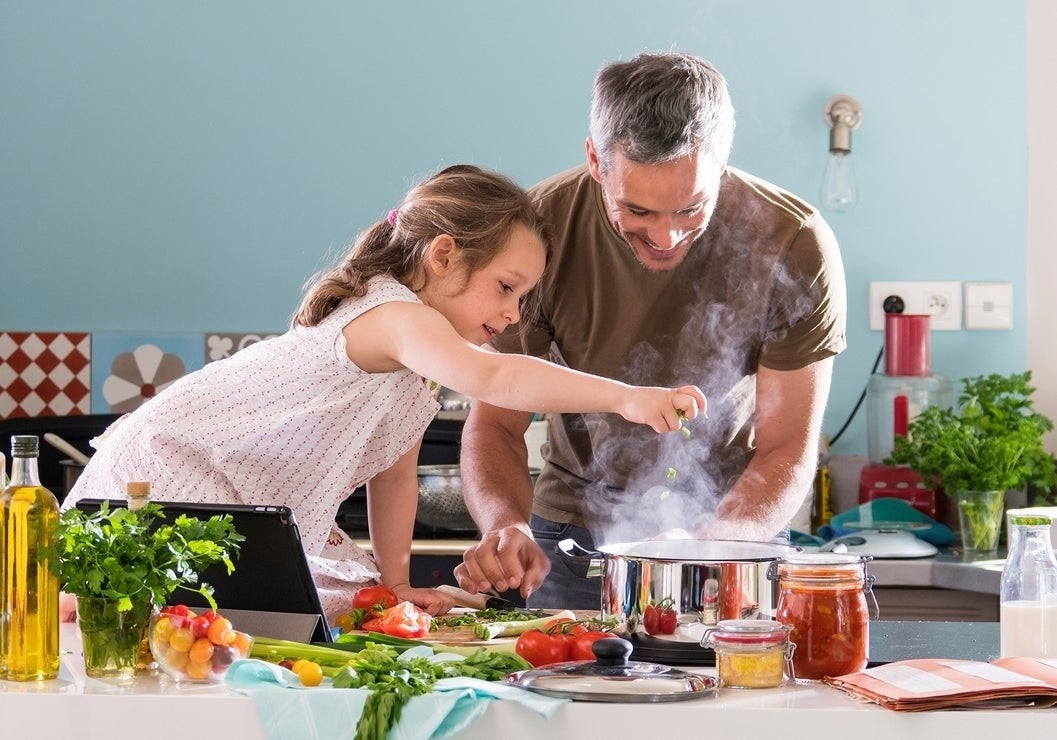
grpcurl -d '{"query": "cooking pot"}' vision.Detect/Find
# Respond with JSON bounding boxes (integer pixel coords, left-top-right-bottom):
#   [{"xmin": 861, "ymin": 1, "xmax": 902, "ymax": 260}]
[
  {"xmin": 417, "ymin": 465, "xmax": 539, "ymax": 532},
  {"xmin": 558, "ymin": 538, "xmax": 801, "ymax": 666}
]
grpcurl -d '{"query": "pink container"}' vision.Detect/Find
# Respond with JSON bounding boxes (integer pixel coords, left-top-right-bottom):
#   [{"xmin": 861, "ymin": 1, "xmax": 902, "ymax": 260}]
[{"xmin": 884, "ymin": 314, "xmax": 931, "ymax": 377}]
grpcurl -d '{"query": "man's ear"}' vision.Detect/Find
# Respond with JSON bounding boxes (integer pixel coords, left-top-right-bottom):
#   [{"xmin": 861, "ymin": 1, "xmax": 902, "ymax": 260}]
[
  {"xmin": 425, "ymin": 234, "xmax": 459, "ymax": 276},
  {"xmin": 586, "ymin": 137, "xmax": 603, "ymax": 183}
]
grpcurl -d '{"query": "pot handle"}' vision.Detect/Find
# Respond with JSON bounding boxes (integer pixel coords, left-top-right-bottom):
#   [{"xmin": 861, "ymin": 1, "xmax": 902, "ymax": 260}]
[{"xmin": 556, "ymin": 538, "xmax": 604, "ymax": 579}]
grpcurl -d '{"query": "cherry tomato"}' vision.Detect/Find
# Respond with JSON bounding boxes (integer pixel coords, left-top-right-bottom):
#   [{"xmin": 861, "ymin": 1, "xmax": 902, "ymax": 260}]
[
  {"xmin": 643, "ymin": 598, "xmax": 678, "ymax": 635},
  {"xmin": 569, "ymin": 632, "xmax": 617, "ymax": 661},
  {"xmin": 207, "ymin": 617, "xmax": 235, "ymax": 645},
  {"xmin": 515, "ymin": 628, "xmax": 570, "ymax": 667},
  {"xmin": 294, "ymin": 660, "xmax": 324, "ymax": 687},
  {"xmin": 189, "ymin": 615, "xmax": 212, "ymax": 639},
  {"xmin": 352, "ymin": 586, "xmax": 399, "ymax": 611}
]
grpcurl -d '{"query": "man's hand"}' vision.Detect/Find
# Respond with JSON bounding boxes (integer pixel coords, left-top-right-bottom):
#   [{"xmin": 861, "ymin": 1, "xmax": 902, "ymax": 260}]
[{"xmin": 455, "ymin": 526, "xmax": 551, "ymax": 599}]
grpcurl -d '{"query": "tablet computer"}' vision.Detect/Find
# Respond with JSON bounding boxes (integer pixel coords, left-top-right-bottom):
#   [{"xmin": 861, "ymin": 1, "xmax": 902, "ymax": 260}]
[{"xmin": 74, "ymin": 499, "xmax": 331, "ymax": 644}]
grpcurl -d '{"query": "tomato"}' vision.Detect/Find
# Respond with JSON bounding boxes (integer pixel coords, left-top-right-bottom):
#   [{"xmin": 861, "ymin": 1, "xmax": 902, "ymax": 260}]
[
  {"xmin": 569, "ymin": 632, "xmax": 616, "ymax": 661},
  {"xmin": 189, "ymin": 615, "xmax": 212, "ymax": 639},
  {"xmin": 361, "ymin": 601, "xmax": 432, "ymax": 638},
  {"xmin": 352, "ymin": 586, "xmax": 399, "ymax": 611},
  {"xmin": 516, "ymin": 628, "xmax": 570, "ymax": 667},
  {"xmin": 643, "ymin": 598, "xmax": 678, "ymax": 635}
]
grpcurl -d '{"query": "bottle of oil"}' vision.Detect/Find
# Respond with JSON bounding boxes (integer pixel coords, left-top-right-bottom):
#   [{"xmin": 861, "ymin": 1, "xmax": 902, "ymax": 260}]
[{"xmin": 0, "ymin": 435, "xmax": 60, "ymax": 681}]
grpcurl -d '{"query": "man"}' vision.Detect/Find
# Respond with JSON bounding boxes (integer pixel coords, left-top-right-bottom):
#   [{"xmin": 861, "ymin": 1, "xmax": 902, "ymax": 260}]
[{"xmin": 455, "ymin": 51, "xmax": 847, "ymax": 609}]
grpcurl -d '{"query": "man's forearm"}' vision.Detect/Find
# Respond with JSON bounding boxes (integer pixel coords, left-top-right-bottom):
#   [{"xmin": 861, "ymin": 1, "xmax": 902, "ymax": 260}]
[{"xmin": 460, "ymin": 405, "xmax": 537, "ymax": 532}]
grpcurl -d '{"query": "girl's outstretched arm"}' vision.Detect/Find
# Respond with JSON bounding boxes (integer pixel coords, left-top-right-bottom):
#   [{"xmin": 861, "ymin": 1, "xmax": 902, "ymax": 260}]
[{"xmin": 347, "ymin": 301, "xmax": 706, "ymax": 432}]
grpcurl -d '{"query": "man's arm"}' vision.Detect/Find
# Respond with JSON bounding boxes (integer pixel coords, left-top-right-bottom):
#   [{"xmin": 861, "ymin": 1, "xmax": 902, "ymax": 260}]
[
  {"xmin": 455, "ymin": 400, "xmax": 551, "ymax": 597},
  {"xmin": 701, "ymin": 357, "xmax": 834, "ymax": 541}
]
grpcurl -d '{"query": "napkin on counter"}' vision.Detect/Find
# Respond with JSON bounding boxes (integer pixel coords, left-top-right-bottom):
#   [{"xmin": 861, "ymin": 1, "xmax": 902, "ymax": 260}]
[{"xmin": 225, "ymin": 659, "xmax": 566, "ymax": 740}]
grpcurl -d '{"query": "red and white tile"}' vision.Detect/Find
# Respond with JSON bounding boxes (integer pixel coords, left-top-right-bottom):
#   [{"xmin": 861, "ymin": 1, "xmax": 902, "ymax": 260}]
[{"xmin": 0, "ymin": 332, "xmax": 91, "ymax": 419}]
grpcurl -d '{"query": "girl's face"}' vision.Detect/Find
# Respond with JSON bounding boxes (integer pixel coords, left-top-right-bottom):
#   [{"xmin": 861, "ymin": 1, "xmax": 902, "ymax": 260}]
[{"xmin": 428, "ymin": 224, "xmax": 546, "ymax": 344}]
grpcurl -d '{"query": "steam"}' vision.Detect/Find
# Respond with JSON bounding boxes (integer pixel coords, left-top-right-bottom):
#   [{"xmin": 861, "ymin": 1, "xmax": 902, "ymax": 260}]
[{"xmin": 578, "ymin": 198, "xmax": 825, "ymax": 546}]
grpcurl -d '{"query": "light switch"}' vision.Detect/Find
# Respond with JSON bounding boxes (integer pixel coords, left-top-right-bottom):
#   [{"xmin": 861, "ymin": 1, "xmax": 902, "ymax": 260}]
[{"xmin": 964, "ymin": 281, "xmax": 1013, "ymax": 330}]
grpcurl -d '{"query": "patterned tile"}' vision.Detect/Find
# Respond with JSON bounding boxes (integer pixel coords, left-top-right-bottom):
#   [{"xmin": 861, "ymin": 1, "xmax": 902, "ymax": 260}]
[
  {"xmin": 91, "ymin": 332, "xmax": 204, "ymax": 414},
  {"xmin": 204, "ymin": 332, "xmax": 280, "ymax": 363},
  {"xmin": 0, "ymin": 332, "xmax": 91, "ymax": 419}
]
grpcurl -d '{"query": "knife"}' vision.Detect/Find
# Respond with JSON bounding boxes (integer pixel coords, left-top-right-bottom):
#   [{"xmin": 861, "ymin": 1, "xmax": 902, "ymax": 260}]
[{"xmin": 435, "ymin": 584, "xmax": 518, "ymax": 610}]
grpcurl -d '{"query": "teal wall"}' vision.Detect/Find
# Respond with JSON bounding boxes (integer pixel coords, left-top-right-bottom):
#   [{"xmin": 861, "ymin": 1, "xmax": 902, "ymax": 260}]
[{"xmin": 0, "ymin": 1, "xmax": 1028, "ymax": 456}]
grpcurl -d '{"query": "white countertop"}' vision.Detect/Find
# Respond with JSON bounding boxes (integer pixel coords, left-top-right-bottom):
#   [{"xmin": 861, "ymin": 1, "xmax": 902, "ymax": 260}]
[{"xmin": 1, "ymin": 623, "xmax": 1054, "ymax": 739}]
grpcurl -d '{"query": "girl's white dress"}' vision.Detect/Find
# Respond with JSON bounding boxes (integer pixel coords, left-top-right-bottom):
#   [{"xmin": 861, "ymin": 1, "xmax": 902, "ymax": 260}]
[{"xmin": 63, "ymin": 277, "xmax": 441, "ymax": 620}]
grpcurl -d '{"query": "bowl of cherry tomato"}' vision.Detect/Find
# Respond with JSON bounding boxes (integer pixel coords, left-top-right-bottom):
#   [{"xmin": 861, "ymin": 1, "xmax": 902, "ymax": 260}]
[{"xmin": 149, "ymin": 605, "xmax": 253, "ymax": 682}]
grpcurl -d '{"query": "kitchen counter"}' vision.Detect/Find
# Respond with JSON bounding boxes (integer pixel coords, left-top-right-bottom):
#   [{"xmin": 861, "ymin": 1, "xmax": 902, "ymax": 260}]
[
  {"xmin": 2, "ymin": 623, "xmax": 1054, "ymax": 738},
  {"xmin": 868, "ymin": 551, "xmax": 1003, "ymax": 594}
]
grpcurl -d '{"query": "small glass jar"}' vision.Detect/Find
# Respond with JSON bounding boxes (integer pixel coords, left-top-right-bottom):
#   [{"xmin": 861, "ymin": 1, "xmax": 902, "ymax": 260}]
[
  {"xmin": 702, "ymin": 619, "xmax": 793, "ymax": 689},
  {"xmin": 772, "ymin": 553, "xmax": 876, "ymax": 682}
]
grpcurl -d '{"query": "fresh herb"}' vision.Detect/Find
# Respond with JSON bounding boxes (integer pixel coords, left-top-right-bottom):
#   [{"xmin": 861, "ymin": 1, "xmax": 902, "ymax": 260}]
[
  {"xmin": 472, "ymin": 609, "xmax": 576, "ymax": 639},
  {"xmin": 886, "ymin": 372, "xmax": 1057, "ymax": 500},
  {"xmin": 251, "ymin": 636, "xmax": 531, "ymax": 740},
  {"xmin": 49, "ymin": 501, "xmax": 244, "ymax": 612},
  {"xmin": 431, "ymin": 608, "xmax": 547, "ymax": 628}
]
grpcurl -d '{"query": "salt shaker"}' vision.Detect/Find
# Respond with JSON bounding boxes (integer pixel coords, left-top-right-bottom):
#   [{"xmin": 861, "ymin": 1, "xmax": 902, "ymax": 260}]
[{"xmin": 1000, "ymin": 515, "xmax": 1057, "ymax": 657}]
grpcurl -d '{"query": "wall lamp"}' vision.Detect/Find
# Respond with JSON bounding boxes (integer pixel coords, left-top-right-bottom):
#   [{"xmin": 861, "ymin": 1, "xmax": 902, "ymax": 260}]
[{"xmin": 822, "ymin": 93, "xmax": 863, "ymax": 213}]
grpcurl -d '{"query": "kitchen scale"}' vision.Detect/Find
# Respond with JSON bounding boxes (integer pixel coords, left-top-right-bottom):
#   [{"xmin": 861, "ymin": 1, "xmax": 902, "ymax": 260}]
[{"xmin": 820, "ymin": 521, "xmax": 938, "ymax": 558}]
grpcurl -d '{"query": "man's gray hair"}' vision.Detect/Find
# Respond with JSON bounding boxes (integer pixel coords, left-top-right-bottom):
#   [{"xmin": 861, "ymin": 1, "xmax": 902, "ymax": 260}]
[{"xmin": 589, "ymin": 52, "xmax": 735, "ymax": 173}]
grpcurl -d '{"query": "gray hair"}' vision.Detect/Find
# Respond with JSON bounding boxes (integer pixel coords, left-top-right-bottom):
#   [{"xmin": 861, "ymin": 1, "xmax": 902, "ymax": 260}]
[{"xmin": 589, "ymin": 52, "xmax": 735, "ymax": 173}]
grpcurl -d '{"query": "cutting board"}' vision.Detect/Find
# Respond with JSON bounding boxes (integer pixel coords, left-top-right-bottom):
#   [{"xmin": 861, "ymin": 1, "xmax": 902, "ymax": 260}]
[{"xmin": 421, "ymin": 609, "xmax": 598, "ymax": 650}]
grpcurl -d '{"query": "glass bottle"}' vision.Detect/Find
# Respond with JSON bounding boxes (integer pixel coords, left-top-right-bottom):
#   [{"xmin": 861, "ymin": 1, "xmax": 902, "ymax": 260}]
[
  {"xmin": 0, "ymin": 435, "xmax": 60, "ymax": 681},
  {"xmin": 125, "ymin": 480, "xmax": 158, "ymax": 674},
  {"xmin": 773, "ymin": 553, "xmax": 875, "ymax": 681},
  {"xmin": 1000, "ymin": 515, "xmax": 1057, "ymax": 658}
]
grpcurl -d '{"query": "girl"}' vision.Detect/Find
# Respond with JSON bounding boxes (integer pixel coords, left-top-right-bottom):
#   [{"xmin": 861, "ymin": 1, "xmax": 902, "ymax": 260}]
[{"xmin": 62, "ymin": 165, "xmax": 706, "ymax": 621}]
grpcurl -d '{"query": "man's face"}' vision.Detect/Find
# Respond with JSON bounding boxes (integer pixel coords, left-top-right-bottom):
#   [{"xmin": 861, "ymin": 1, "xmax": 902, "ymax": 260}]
[{"xmin": 587, "ymin": 139, "xmax": 724, "ymax": 272}]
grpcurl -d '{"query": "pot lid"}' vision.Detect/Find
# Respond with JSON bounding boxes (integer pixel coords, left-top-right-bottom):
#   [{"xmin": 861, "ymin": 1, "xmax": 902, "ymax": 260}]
[{"xmin": 505, "ymin": 637, "xmax": 717, "ymax": 703}]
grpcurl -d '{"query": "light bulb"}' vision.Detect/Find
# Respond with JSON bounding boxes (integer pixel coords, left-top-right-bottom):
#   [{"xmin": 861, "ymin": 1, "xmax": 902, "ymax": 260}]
[{"xmin": 822, "ymin": 149, "xmax": 857, "ymax": 212}]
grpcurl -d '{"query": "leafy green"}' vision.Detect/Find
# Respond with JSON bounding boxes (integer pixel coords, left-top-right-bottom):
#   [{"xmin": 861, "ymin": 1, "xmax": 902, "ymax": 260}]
[
  {"xmin": 886, "ymin": 372, "xmax": 1057, "ymax": 500},
  {"xmin": 252, "ymin": 636, "xmax": 531, "ymax": 740},
  {"xmin": 49, "ymin": 501, "xmax": 244, "ymax": 612}
]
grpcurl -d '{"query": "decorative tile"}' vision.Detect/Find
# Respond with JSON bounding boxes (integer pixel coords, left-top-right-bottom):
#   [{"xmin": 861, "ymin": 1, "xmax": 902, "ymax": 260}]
[
  {"xmin": 204, "ymin": 332, "xmax": 280, "ymax": 364},
  {"xmin": 91, "ymin": 332, "xmax": 204, "ymax": 414},
  {"xmin": 0, "ymin": 332, "xmax": 91, "ymax": 419}
]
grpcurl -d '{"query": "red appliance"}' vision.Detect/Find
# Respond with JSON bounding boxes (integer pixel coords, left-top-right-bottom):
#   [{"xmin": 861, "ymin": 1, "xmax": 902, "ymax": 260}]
[
  {"xmin": 858, "ymin": 463, "xmax": 946, "ymax": 521},
  {"xmin": 861, "ymin": 313, "xmax": 950, "ymax": 521}
]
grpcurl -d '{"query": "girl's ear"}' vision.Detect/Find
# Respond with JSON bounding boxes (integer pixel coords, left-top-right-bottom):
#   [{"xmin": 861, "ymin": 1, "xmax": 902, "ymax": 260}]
[{"xmin": 425, "ymin": 234, "xmax": 459, "ymax": 276}]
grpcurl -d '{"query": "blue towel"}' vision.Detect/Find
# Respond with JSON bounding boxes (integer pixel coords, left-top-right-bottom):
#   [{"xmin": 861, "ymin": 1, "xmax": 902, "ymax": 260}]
[
  {"xmin": 818, "ymin": 497, "xmax": 955, "ymax": 546},
  {"xmin": 225, "ymin": 658, "xmax": 566, "ymax": 740}
]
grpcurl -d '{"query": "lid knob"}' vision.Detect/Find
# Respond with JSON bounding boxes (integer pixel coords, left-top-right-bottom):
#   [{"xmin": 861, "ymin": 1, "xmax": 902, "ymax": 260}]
[{"xmin": 592, "ymin": 637, "xmax": 633, "ymax": 666}]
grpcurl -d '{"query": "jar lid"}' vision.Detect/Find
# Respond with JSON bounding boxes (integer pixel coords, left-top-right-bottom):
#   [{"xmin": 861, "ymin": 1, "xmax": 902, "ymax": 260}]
[
  {"xmin": 1011, "ymin": 515, "xmax": 1052, "ymax": 527},
  {"xmin": 505, "ymin": 637, "xmax": 717, "ymax": 703},
  {"xmin": 705, "ymin": 619, "xmax": 790, "ymax": 647}
]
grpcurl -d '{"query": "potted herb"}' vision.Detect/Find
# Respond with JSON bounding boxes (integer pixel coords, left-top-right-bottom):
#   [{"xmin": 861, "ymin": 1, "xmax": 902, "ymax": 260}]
[
  {"xmin": 50, "ymin": 501, "xmax": 244, "ymax": 679},
  {"xmin": 887, "ymin": 371, "xmax": 1057, "ymax": 554}
]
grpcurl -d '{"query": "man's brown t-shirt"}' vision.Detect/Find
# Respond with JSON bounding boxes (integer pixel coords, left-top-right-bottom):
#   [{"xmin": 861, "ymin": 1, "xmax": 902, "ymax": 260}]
[{"xmin": 493, "ymin": 165, "xmax": 846, "ymax": 538}]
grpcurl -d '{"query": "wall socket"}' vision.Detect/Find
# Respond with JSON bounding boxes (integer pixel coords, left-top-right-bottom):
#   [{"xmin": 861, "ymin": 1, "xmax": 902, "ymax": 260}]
[{"xmin": 868, "ymin": 281, "xmax": 963, "ymax": 331}]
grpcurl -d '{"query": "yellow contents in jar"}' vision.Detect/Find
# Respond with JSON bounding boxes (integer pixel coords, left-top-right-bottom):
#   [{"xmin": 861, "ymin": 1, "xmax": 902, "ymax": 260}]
[{"xmin": 716, "ymin": 647, "xmax": 786, "ymax": 688}]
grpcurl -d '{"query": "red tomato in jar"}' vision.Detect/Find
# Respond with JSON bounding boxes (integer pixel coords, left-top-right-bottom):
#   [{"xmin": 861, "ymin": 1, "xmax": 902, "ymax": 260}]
[
  {"xmin": 352, "ymin": 586, "xmax": 399, "ymax": 611},
  {"xmin": 516, "ymin": 629, "xmax": 570, "ymax": 667},
  {"xmin": 643, "ymin": 598, "xmax": 678, "ymax": 635}
]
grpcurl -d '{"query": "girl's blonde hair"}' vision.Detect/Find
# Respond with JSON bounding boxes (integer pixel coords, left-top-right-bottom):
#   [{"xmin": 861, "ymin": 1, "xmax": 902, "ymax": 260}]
[{"xmin": 293, "ymin": 164, "xmax": 548, "ymax": 328}]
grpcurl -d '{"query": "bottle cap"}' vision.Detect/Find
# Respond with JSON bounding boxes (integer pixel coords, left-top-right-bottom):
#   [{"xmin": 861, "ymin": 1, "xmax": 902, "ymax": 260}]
[
  {"xmin": 126, "ymin": 480, "xmax": 151, "ymax": 497},
  {"xmin": 1011, "ymin": 515, "xmax": 1052, "ymax": 527},
  {"xmin": 11, "ymin": 435, "xmax": 39, "ymax": 457}
]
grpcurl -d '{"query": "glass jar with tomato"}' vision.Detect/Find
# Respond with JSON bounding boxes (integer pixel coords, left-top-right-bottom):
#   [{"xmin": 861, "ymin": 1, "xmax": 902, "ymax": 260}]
[{"xmin": 771, "ymin": 553, "xmax": 876, "ymax": 682}]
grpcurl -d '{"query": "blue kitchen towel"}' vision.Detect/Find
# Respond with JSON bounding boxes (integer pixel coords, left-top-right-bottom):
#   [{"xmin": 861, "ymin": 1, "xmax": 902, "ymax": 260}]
[
  {"xmin": 818, "ymin": 497, "xmax": 955, "ymax": 546},
  {"xmin": 225, "ymin": 658, "xmax": 566, "ymax": 740}
]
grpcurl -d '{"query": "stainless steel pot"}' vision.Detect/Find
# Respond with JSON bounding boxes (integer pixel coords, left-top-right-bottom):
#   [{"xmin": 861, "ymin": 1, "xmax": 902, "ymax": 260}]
[
  {"xmin": 417, "ymin": 465, "xmax": 539, "ymax": 532},
  {"xmin": 558, "ymin": 538, "xmax": 801, "ymax": 665}
]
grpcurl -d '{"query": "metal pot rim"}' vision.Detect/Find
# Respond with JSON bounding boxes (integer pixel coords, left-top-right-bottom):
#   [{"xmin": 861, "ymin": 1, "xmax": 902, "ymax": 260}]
[{"xmin": 596, "ymin": 538, "xmax": 801, "ymax": 562}]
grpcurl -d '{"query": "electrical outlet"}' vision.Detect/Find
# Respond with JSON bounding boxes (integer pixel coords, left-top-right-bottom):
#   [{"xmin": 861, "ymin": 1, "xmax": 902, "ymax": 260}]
[{"xmin": 868, "ymin": 281, "xmax": 963, "ymax": 331}]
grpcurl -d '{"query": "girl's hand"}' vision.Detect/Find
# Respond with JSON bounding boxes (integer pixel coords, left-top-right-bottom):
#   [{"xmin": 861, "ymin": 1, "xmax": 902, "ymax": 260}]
[
  {"xmin": 621, "ymin": 385, "xmax": 707, "ymax": 433},
  {"xmin": 392, "ymin": 583, "xmax": 456, "ymax": 616}
]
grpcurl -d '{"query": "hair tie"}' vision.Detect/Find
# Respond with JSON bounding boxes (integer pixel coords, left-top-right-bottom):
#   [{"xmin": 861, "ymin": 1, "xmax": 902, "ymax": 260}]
[{"xmin": 386, "ymin": 208, "xmax": 400, "ymax": 227}]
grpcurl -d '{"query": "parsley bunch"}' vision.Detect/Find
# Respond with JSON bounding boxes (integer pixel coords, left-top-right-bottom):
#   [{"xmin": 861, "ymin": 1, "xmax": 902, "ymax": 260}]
[
  {"xmin": 50, "ymin": 502, "xmax": 244, "ymax": 612},
  {"xmin": 887, "ymin": 371, "xmax": 1057, "ymax": 501}
]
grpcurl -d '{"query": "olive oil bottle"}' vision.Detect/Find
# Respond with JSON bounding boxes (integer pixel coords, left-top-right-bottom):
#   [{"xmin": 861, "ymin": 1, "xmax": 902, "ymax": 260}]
[{"xmin": 0, "ymin": 435, "xmax": 60, "ymax": 681}]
